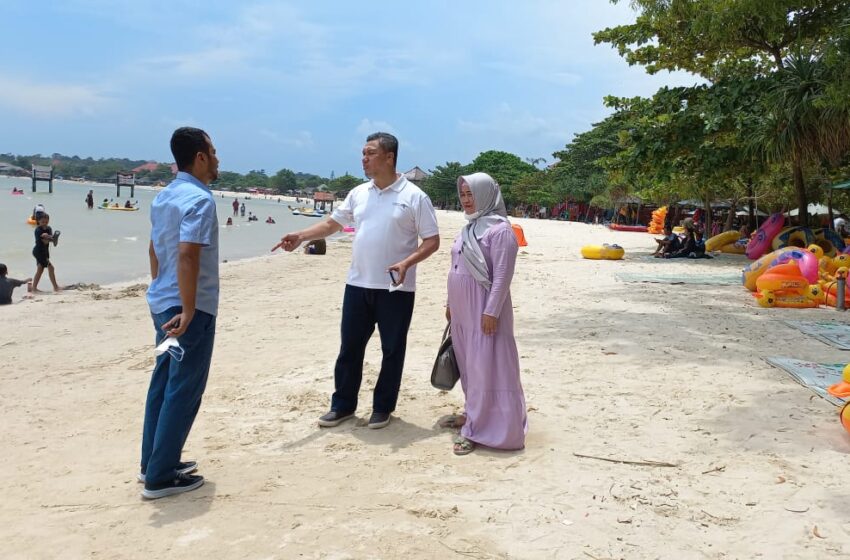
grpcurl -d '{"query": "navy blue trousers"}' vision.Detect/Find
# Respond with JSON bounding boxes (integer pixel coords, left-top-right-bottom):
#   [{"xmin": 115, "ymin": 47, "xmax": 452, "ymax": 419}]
[
  {"xmin": 331, "ymin": 285, "xmax": 415, "ymax": 414},
  {"xmin": 141, "ymin": 306, "xmax": 216, "ymax": 485}
]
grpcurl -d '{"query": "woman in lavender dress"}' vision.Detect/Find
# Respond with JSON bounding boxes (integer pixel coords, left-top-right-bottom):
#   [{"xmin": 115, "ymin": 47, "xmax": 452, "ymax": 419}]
[{"xmin": 444, "ymin": 172, "xmax": 527, "ymax": 455}]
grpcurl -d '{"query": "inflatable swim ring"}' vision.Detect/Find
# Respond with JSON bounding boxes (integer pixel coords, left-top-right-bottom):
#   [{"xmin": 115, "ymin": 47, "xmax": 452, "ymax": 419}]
[
  {"xmin": 771, "ymin": 226, "xmax": 815, "ymax": 251},
  {"xmin": 813, "ymin": 228, "xmax": 845, "ymax": 256},
  {"xmin": 755, "ymin": 289, "xmax": 819, "ymax": 309},
  {"xmin": 746, "ymin": 213, "xmax": 785, "ymax": 259},
  {"xmin": 742, "ymin": 247, "xmax": 796, "ymax": 291},
  {"xmin": 769, "ymin": 249, "xmax": 819, "ymax": 284},
  {"xmin": 756, "ymin": 261, "xmax": 809, "ymax": 294},
  {"xmin": 720, "ymin": 242, "xmax": 746, "ymax": 254},
  {"xmin": 581, "ymin": 244, "xmax": 625, "ymax": 260},
  {"xmin": 705, "ymin": 230, "xmax": 740, "ymax": 252}
]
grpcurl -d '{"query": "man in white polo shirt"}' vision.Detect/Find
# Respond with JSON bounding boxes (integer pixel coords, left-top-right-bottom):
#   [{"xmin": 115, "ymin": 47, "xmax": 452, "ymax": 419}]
[{"xmin": 273, "ymin": 132, "xmax": 439, "ymax": 429}]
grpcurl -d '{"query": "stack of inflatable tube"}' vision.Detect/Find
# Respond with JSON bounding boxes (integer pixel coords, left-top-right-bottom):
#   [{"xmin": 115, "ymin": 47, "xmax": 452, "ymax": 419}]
[
  {"xmin": 754, "ymin": 260, "xmax": 820, "ymax": 308},
  {"xmin": 742, "ymin": 247, "xmax": 796, "ymax": 291},
  {"xmin": 648, "ymin": 206, "xmax": 667, "ymax": 234},
  {"xmin": 581, "ymin": 244, "xmax": 625, "ymax": 260}
]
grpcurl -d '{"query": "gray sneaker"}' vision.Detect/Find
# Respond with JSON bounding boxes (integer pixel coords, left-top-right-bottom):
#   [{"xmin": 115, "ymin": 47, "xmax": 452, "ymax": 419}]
[
  {"xmin": 367, "ymin": 412, "xmax": 391, "ymax": 429},
  {"xmin": 318, "ymin": 410, "xmax": 355, "ymax": 427},
  {"xmin": 137, "ymin": 460, "xmax": 198, "ymax": 483},
  {"xmin": 141, "ymin": 472, "xmax": 204, "ymax": 500}
]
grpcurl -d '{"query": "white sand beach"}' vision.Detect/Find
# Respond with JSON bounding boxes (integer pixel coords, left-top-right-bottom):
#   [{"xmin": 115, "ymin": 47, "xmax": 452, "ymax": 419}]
[{"xmin": 2, "ymin": 212, "xmax": 849, "ymax": 559}]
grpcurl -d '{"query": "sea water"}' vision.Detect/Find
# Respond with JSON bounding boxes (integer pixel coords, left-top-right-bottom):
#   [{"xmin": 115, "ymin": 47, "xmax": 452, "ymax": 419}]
[{"xmin": 0, "ymin": 176, "xmax": 331, "ymax": 290}]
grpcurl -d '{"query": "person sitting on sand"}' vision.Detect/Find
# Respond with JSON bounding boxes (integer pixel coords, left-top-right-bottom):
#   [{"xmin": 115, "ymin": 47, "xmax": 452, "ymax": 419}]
[
  {"xmin": 0, "ymin": 263, "xmax": 31, "ymax": 305},
  {"xmin": 124, "ymin": 200, "xmax": 134, "ymax": 209},
  {"xmin": 225, "ymin": 217, "xmax": 233, "ymax": 226},
  {"xmin": 652, "ymin": 225, "xmax": 680, "ymax": 257},
  {"xmin": 102, "ymin": 198, "xmax": 109, "ymax": 208},
  {"xmin": 265, "ymin": 216, "xmax": 275, "ymax": 224},
  {"xmin": 667, "ymin": 219, "xmax": 712, "ymax": 259}
]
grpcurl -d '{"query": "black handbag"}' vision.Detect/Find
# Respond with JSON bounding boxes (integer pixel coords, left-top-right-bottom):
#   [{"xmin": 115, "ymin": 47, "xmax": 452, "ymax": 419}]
[{"xmin": 430, "ymin": 322, "xmax": 460, "ymax": 390}]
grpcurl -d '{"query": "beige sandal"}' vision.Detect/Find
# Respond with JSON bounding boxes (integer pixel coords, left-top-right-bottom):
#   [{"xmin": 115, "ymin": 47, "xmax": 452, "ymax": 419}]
[{"xmin": 453, "ymin": 436, "xmax": 475, "ymax": 456}]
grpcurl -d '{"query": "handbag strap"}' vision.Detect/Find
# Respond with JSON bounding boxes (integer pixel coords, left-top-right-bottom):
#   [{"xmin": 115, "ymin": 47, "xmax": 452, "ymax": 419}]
[{"xmin": 443, "ymin": 321, "xmax": 451, "ymax": 342}]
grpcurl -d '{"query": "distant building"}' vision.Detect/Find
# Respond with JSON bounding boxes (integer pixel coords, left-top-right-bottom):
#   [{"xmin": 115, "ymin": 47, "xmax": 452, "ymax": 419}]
[
  {"xmin": 0, "ymin": 162, "xmax": 28, "ymax": 176},
  {"xmin": 131, "ymin": 161, "xmax": 178, "ymax": 175},
  {"xmin": 402, "ymin": 166, "xmax": 429, "ymax": 184}
]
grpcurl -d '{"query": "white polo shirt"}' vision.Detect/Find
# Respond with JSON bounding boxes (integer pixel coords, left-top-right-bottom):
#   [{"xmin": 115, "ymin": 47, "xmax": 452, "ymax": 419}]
[{"xmin": 331, "ymin": 175, "xmax": 439, "ymax": 292}]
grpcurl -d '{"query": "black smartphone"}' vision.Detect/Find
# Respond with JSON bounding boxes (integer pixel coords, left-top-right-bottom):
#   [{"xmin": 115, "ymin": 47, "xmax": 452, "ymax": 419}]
[{"xmin": 388, "ymin": 270, "xmax": 399, "ymax": 285}]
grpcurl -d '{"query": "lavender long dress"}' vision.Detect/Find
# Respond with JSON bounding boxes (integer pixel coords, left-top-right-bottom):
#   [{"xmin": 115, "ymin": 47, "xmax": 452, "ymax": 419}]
[{"xmin": 447, "ymin": 221, "xmax": 528, "ymax": 449}]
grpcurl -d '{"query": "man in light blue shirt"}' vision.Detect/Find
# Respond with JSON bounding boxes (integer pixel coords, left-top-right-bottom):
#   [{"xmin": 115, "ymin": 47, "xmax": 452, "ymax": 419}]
[{"xmin": 140, "ymin": 127, "xmax": 219, "ymax": 500}]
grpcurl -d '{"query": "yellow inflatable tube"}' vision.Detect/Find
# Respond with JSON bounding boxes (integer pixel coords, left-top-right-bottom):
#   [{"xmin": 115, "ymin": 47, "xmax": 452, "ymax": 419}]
[
  {"xmin": 742, "ymin": 247, "xmax": 796, "ymax": 291},
  {"xmin": 705, "ymin": 230, "xmax": 740, "ymax": 252},
  {"xmin": 720, "ymin": 243, "xmax": 746, "ymax": 254},
  {"xmin": 581, "ymin": 244, "xmax": 625, "ymax": 260}
]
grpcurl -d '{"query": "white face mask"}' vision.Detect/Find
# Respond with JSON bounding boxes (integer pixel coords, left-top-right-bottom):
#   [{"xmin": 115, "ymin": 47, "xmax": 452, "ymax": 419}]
[{"xmin": 154, "ymin": 337, "xmax": 184, "ymax": 362}]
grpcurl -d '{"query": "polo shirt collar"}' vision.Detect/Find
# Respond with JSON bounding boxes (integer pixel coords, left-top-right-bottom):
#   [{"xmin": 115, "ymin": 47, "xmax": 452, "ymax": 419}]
[
  {"xmin": 370, "ymin": 174, "xmax": 407, "ymax": 193},
  {"xmin": 176, "ymin": 171, "xmax": 210, "ymax": 191}
]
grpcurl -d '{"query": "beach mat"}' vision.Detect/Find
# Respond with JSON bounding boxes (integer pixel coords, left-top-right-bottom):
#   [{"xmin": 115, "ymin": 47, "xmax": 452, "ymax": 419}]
[
  {"xmin": 764, "ymin": 357, "xmax": 847, "ymax": 406},
  {"xmin": 783, "ymin": 320, "xmax": 850, "ymax": 350},
  {"xmin": 615, "ymin": 273, "xmax": 740, "ymax": 286}
]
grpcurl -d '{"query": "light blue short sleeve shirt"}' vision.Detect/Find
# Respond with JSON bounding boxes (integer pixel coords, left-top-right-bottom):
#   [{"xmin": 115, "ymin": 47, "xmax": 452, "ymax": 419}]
[{"xmin": 146, "ymin": 172, "xmax": 220, "ymax": 316}]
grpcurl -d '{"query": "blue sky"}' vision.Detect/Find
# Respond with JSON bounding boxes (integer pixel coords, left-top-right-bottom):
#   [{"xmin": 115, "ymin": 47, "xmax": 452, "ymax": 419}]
[{"xmin": 0, "ymin": 1, "xmax": 698, "ymax": 177}]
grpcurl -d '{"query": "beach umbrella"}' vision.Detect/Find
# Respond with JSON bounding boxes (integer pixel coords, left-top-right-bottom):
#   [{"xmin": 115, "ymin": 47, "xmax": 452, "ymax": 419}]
[
  {"xmin": 787, "ymin": 203, "xmax": 830, "ymax": 216},
  {"xmin": 735, "ymin": 206, "xmax": 767, "ymax": 217}
]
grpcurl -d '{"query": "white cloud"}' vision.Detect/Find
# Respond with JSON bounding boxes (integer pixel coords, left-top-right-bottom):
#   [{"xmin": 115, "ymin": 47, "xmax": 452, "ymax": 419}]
[
  {"xmin": 0, "ymin": 77, "xmax": 113, "ymax": 118},
  {"xmin": 357, "ymin": 119, "xmax": 397, "ymax": 137}
]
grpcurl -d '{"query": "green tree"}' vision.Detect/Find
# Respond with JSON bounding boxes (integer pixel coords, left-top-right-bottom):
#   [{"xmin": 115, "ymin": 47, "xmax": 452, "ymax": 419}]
[
  {"xmin": 328, "ymin": 173, "xmax": 363, "ymax": 193},
  {"xmin": 270, "ymin": 168, "xmax": 297, "ymax": 192},
  {"xmin": 747, "ymin": 54, "xmax": 850, "ymax": 225},
  {"xmin": 422, "ymin": 161, "xmax": 468, "ymax": 209},
  {"xmin": 595, "ymin": 0, "xmax": 850, "ymax": 225},
  {"xmin": 469, "ymin": 150, "xmax": 537, "ymax": 204},
  {"xmin": 594, "ymin": 0, "xmax": 848, "ymax": 78}
]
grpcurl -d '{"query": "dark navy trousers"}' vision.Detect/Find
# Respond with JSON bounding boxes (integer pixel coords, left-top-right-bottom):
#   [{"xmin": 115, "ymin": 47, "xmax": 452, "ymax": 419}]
[
  {"xmin": 331, "ymin": 285, "xmax": 415, "ymax": 414},
  {"xmin": 141, "ymin": 306, "xmax": 215, "ymax": 485}
]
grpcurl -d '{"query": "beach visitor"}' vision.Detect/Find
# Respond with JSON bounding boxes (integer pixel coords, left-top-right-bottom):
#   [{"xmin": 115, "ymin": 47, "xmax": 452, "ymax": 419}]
[
  {"xmin": 232, "ymin": 198, "xmax": 239, "ymax": 216},
  {"xmin": 102, "ymin": 198, "xmax": 109, "ymax": 208},
  {"xmin": 226, "ymin": 217, "xmax": 233, "ymax": 226},
  {"xmin": 31, "ymin": 203, "xmax": 46, "ymax": 221},
  {"xmin": 140, "ymin": 127, "xmax": 220, "ymax": 499},
  {"xmin": 273, "ymin": 132, "xmax": 440, "ymax": 429},
  {"xmin": 265, "ymin": 216, "xmax": 275, "ymax": 224},
  {"xmin": 0, "ymin": 264, "xmax": 31, "ymax": 305},
  {"xmin": 653, "ymin": 225, "xmax": 680, "ymax": 257},
  {"xmin": 835, "ymin": 213, "xmax": 849, "ymax": 237},
  {"xmin": 125, "ymin": 199, "xmax": 133, "ymax": 209},
  {"xmin": 304, "ymin": 239, "xmax": 326, "ymax": 255},
  {"xmin": 240, "ymin": 202, "xmax": 246, "ymax": 217},
  {"xmin": 443, "ymin": 173, "xmax": 527, "ymax": 455},
  {"xmin": 31, "ymin": 213, "xmax": 60, "ymax": 292},
  {"xmin": 85, "ymin": 190, "xmax": 94, "ymax": 209}
]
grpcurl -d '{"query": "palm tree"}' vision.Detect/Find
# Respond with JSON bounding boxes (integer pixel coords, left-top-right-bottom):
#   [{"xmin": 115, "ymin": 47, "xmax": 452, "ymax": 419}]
[{"xmin": 749, "ymin": 53, "xmax": 850, "ymax": 226}]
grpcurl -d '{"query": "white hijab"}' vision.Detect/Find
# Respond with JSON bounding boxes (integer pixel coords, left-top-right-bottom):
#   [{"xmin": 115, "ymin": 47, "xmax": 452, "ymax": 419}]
[{"xmin": 458, "ymin": 172, "xmax": 509, "ymax": 290}]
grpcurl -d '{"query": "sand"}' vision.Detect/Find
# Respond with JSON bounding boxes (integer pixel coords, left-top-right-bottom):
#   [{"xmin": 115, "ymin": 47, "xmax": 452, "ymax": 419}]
[{"xmin": 2, "ymin": 212, "xmax": 850, "ymax": 559}]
